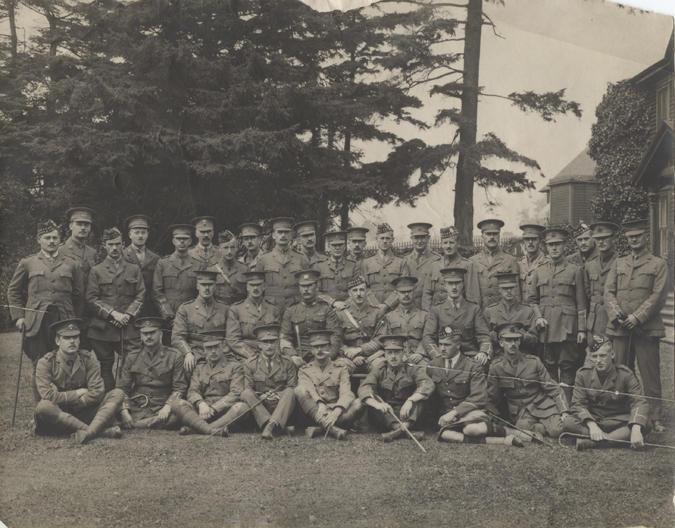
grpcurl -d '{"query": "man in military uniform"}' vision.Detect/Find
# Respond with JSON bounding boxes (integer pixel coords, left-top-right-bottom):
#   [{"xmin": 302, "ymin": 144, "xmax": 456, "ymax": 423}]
[
  {"xmin": 470, "ymin": 219, "xmax": 520, "ymax": 309},
  {"xmin": 294, "ymin": 220, "xmax": 328, "ymax": 267},
  {"xmin": 335, "ymin": 276, "xmax": 385, "ymax": 373},
  {"xmin": 428, "ymin": 328, "xmax": 521, "ymax": 446},
  {"xmin": 518, "ymin": 224, "xmax": 548, "ymax": 299},
  {"xmin": 315, "ymin": 230, "xmax": 359, "ymax": 305},
  {"xmin": 403, "ymin": 223, "xmax": 441, "ymax": 308},
  {"xmin": 214, "ymin": 230, "xmax": 247, "ymax": 306},
  {"xmin": 34, "ymin": 318, "xmax": 124, "ymax": 443},
  {"xmin": 238, "ymin": 222, "xmax": 263, "ymax": 270},
  {"xmin": 422, "ymin": 226, "xmax": 481, "ymax": 309},
  {"xmin": 483, "ymin": 272, "xmax": 538, "ymax": 356},
  {"xmin": 422, "ymin": 268, "xmax": 491, "ymax": 365},
  {"xmin": 117, "ymin": 317, "xmax": 187, "ymax": 429},
  {"xmin": 564, "ymin": 338, "xmax": 648, "ymax": 450},
  {"xmin": 360, "ymin": 223, "xmax": 409, "ymax": 307},
  {"xmin": 584, "ymin": 221, "xmax": 620, "ymax": 340},
  {"xmin": 7, "ymin": 220, "xmax": 85, "ymax": 400},
  {"xmin": 59, "ymin": 206, "xmax": 97, "ymax": 281},
  {"xmin": 189, "ymin": 216, "xmax": 223, "ymax": 271},
  {"xmin": 346, "ymin": 226, "xmax": 369, "ymax": 265},
  {"xmin": 86, "ymin": 227, "xmax": 145, "ymax": 392},
  {"xmin": 487, "ymin": 323, "xmax": 571, "ymax": 442},
  {"xmin": 172, "ymin": 270, "xmax": 229, "ymax": 372},
  {"xmin": 567, "ymin": 222, "xmax": 598, "ymax": 267},
  {"xmin": 255, "ymin": 217, "xmax": 310, "ymax": 310},
  {"xmin": 376, "ymin": 276, "xmax": 430, "ymax": 364},
  {"xmin": 295, "ymin": 330, "xmax": 364, "ymax": 439},
  {"xmin": 170, "ymin": 330, "xmax": 246, "ymax": 436},
  {"xmin": 240, "ymin": 324, "xmax": 298, "ymax": 439},
  {"xmin": 605, "ymin": 218, "xmax": 669, "ymax": 431},
  {"xmin": 152, "ymin": 224, "xmax": 197, "ymax": 328},
  {"xmin": 226, "ymin": 271, "xmax": 281, "ymax": 361},
  {"xmin": 123, "ymin": 214, "xmax": 160, "ymax": 317},
  {"xmin": 280, "ymin": 270, "xmax": 342, "ymax": 366},
  {"xmin": 527, "ymin": 227, "xmax": 586, "ymax": 398},
  {"xmin": 359, "ymin": 334, "xmax": 432, "ymax": 442}
]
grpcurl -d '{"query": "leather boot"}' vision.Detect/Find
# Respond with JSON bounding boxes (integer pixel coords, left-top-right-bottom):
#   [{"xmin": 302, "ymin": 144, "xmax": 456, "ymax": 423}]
[
  {"xmin": 35, "ymin": 400, "xmax": 87, "ymax": 435},
  {"xmin": 262, "ymin": 421, "xmax": 277, "ymax": 440},
  {"xmin": 327, "ymin": 425, "xmax": 347, "ymax": 440},
  {"xmin": 75, "ymin": 389, "xmax": 125, "ymax": 444},
  {"xmin": 485, "ymin": 435, "xmax": 524, "ymax": 447},
  {"xmin": 99, "ymin": 426, "xmax": 123, "ymax": 439},
  {"xmin": 170, "ymin": 401, "xmax": 215, "ymax": 436},
  {"xmin": 305, "ymin": 426, "xmax": 321, "ymax": 438},
  {"xmin": 382, "ymin": 426, "xmax": 406, "ymax": 443}
]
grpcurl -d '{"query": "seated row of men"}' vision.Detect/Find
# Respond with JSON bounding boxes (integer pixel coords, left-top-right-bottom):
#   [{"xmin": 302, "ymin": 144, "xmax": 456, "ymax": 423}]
[{"xmin": 35, "ymin": 316, "xmax": 648, "ymax": 451}]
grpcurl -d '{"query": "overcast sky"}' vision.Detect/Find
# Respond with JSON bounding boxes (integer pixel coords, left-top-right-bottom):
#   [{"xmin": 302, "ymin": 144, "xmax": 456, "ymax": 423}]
[{"xmin": 5, "ymin": 1, "xmax": 673, "ymax": 239}]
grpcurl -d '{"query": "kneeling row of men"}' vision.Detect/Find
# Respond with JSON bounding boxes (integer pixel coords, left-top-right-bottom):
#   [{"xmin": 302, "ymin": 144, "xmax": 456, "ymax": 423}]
[{"xmin": 34, "ymin": 316, "xmax": 649, "ymax": 451}]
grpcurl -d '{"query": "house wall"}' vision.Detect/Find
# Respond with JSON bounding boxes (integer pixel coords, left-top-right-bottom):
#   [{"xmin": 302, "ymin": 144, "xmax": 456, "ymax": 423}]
[{"xmin": 549, "ymin": 184, "xmax": 570, "ymax": 225}]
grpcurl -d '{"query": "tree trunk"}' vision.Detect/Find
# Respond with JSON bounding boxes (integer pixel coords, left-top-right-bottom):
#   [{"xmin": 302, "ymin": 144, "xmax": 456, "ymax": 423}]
[
  {"xmin": 7, "ymin": 0, "xmax": 18, "ymax": 59},
  {"xmin": 339, "ymin": 201, "xmax": 349, "ymax": 229},
  {"xmin": 454, "ymin": 0, "xmax": 482, "ymax": 247}
]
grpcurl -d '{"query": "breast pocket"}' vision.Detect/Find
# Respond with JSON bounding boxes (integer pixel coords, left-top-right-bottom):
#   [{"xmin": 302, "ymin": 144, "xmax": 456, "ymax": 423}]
[
  {"xmin": 410, "ymin": 318, "xmax": 425, "ymax": 339},
  {"xmin": 123, "ymin": 277, "xmax": 139, "ymax": 296},
  {"xmin": 388, "ymin": 320, "xmax": 403, "ymax": 334},
  {"xmin": 252, "ymin": 372, "xmax": 269, "ymax": 392},
  {"xmin": 555, "ymin": 279, "xmax": 575, "ymax": 299},
  {"xmin": 28, "ymin": 270, "xmax": 46, "ymax": 293},
  {"xmin": 163, "ymin": 272, "xmax": 179, "ymax": 289},
  {"xmin": 211, "ymin": 374, "xmax": 231, "ymax": 394},
  {"xmin": 449, "ymin": 380, "xmax": 470, "ymax": 399},
  {"xmin": 99, "ymin": 279, "xmax": 115, "ymax": 298},
  {"xmin": 633, "ymin": 271, "xmax": 655, "ymax": 290},
  {"xmin": 308, "ymin": 314, "xmax": 327, "ymax": 332},
  {"xmin": 56, "ymin": 270, "xmax": 73, "ymax": 292}
]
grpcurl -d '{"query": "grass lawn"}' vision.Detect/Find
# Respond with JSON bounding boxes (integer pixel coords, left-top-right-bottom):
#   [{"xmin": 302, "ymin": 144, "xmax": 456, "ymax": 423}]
[{"xmin": 0, "ymin": 331, "xmax": 673, "ymax": 528}]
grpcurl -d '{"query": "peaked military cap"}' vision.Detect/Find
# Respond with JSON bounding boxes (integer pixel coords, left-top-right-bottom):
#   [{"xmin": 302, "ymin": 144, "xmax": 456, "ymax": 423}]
[
  {"xmin": 269, "ymin": 217, "xmax": 294, "ymax": 231},
  {"xmin": 496, "ymin": 322, "xmax": 525, "ymax": 339},
  {"xmin": 391, "ymin": 275, "xmax": 418, "ymax": 290},
  {"xmin": 239, "ymin": 223, "xmax": 263, "ymax": 237},
  {"xmin": 622, "ymin": 218, "xmax": 648, "ymax": 237},
  {"xmin": 199, "ymin": 329, "xmax": 227, "ymax": 346},
  {"xmin": 125, "ymin": 214, "xmax": 150, "ymax": 230},
  {"xmin": 253, "ymin": 324, "xmax": 281, "ymax": 342},
  {"xmin": 519, "ymin": 223, "xmax": 546, "ymax": 238},
  {"xmin": 307, "ymin": 330, "xmax": 333, "ymax": 346},
  {"xmin": 65, "ymin": 206, "xmax": 94, "ymax": 224},
  {"xmin": 379, "ymin": 334, "xmax": 406, "ymax": 350},
  {"xmin": 168, "ymin": 224, "xmax": 193, "ymax": 237},
  {"xmin": 477, "ymin": 218, "xmax": 504, "ymax": 232},
  {"xmin": 589, "ymin": 220, "xmax": 619, "ymax": 238},
  {"xmin": 243, "ymin": 271, "xmax": 265, "ymax": 284},
  {"xmin": 192, "ymin": 216, "xmax": 216, "ymax": 230},
  {"xmin": 134, "ymin": 317, "xmax": 164, "ymax": 331},
  {"xmin": 294, "ymin": 220, "xmax": 318, "ymax": 235},
  {"xmin": 346, "ymin": 226, "xmax": 369, "ymax": 240},
  {"xmin": 324, "ymin": 230, "xmax": 347, "ymax": 244},
  {"xmin": 195, "ymin": 270, "xmax": 219, "ymax": 284},
  {"xmin": 440, "ymin": 267, "xmax": 467, "ymax": 282},
  {"xmin": 50, "ymin": 318, "xmax": 83, "ymax": 337},
  {"xmin": 295, "ymin": 269, "xmax": 321, "ymax": 285},
  {"xmin": 543, "ymin": 226, "xmax": 567, "ymax": 243},
  {"xmin": 495, "ymin": 272, "xmax": 519, "ymax": 287},
  {"xmin": 407, "ymin": 222, "xmax": 433, "ymax": 236}
]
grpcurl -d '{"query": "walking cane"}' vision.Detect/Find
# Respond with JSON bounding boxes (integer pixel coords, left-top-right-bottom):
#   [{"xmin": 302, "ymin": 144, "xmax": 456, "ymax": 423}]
[
  {"xmin": 11, "ymin": 327, "xmax": 26, "ymax": 428},
  {"xmin": 485, "ymin": 409, "xmax": 554, "ymax": 449},
  {"xmin": 115, "ymin": 328, "xmax": 125, "ymax": 382},
  {"xmin": 373, "ymin": 395, "xmax": 427, "ymax": 453}
]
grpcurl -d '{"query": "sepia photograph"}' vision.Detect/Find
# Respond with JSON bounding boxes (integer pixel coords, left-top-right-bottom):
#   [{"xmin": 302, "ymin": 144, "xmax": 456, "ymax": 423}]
[{"xmin": 0, "ymin": 0, "xmax": 673, "ymax": 526}]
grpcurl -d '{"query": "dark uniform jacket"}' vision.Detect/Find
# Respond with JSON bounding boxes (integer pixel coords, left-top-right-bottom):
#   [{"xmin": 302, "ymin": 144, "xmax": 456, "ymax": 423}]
[
  {"xmin": 299, "ymin": 249, "xmax": 328, "ymax": 268},
  {"xmin": 214, "ymin": 259, "xmax": 247, "ymax": 306},
  {"xmin": 297, "ymin": 359, "xmax": 354, "ymax": 409},
  {"xmin": 567, "ymin": 247, "xmax": 598, "ymax": 267},
  {"xmin": 360, "ymin": 251, "xmax": 410, "ymax": 305},
  {"xmin": 358, "ymin": 363, "xmax": 434, "ymax": 408},
  {"xmin": 86, "ymin": 257, "xmax": 145, "ymax": 341},
  {"xmin": 281, "ymin": 299, "xmax": 342, "ymax": 359},
  {"xmin": 483, "ymin": 300, "xmax": 538, "ymax": 352},
  {"xmin": 7, "ymin": 252, "xmax": 84, "ymax": 338},
  {"xmin": 584, "ymin": 253, "xmax": 616, "ymax": 337},
  {"xmin": 487, "ymin": 353, "xmax": 569, "ymax": 421},
  {"xmin": 403, "ymin": 248, "xmax": 442, "ymax": 308},
  {"xmin": 314, "ymin": 256, "xmax": 359, "ymax": 303},
  {"xmin": 426, "ymin": 354, "xmax": 487, "ymax": 417},
  {"xmin": 518, "ymin": 251, "xmax": 548, "ymax": 300},
  {"xmin": 152, "ymin": 252, "xmax": 196, "ymax": 319},
  {"xmin": 376, "ymin": 305, "xmax": 429, "ymax": 357},
  {"xmin": 255, "ymin": 247, "xmax": 309, "ymax": 309},
  {"xmin": 470, "ymin": 249, "xmax": 520, "ymax": 308},
  {"xmin": 123, "ymin": 245, "xmax": 160, "ymax": 316},
  {"xmin": 226, "ymin": 297, "xmax": 281, "ymax": 360},
  {"xmin": 337, "ymin": 299, "xmax": 382, "ymax": 354},
  {"xmin": 422, "ymin": 298, "xmax": 491, "ymax": 358},
  {"xmin": 117, "ymin": 344, "xmax": 187, "ymax": 414},
  {"xmin": 243, "ymin": 352, "xmax": 298, "ymax": 394},
  {"xmin": 172, "ymin": 298, "xmax": 229, "ymax": 358},
  {"xmin": 527, "ymin": 260, "xmax": 586, "ymax": 343},
  {"xmin": 604, "ymin": 249, "xmax": 669, "ymax": 338},
  {"xmin": 422, "ymin": 254, "xmax": 481, "ymax": 309},
  {"xmin": 59, "ymin": 237, "xmax": 97, "ymax": 280},
  {"xmin": 571, "ymin": 363, "xmax": 648, "ymax": 427},
  {"xmin": 189, "ymin": 244, "xmax": 223, "ymax": 271},
  {"xmin": 35, "ymin": 349, "xmax": 105, "ymax": 409},
  {"xmin": 187, "ymin": 356, "xmax": 244, "ymax": 412}
]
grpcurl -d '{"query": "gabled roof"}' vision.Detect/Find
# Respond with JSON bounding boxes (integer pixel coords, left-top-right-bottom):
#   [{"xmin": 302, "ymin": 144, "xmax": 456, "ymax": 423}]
[
  {"xmin": 547, "ymin": 148, "xmax": 597, "ymax": 187},
  {"xmin": 630, "ymin": 28, "xmax": 674, "ymax": 86},
  {"xmin": 632, "ymin": 120, "xmax": 673, "ymax": 185}
]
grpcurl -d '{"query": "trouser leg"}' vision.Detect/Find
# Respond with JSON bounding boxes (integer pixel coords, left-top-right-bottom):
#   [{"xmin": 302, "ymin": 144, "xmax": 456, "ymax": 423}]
[
  {"xmin": 208, "ymin": 402, "xmax": 248, "ymax": 431},
  {"xmin": 240, "ymin": 389, "xmax": 272, "ymax": 429},
  {"xmin": 558, "ymin": 342, "xmax": 579, "ymax": 402},
  {"xmin": 542, "ymin": 342, "xmax": 560, "ymax": 381},
  {"xmin": 34, "ymin": 400, "xmax": 87, "ymax": 436},
  {"xmin": 79, "ymin": 389, "xmax": 125, "ymax": 442},
  {"xmin": 294, "ymin": 387, "xmax": 321, "ymax": 423},
  {"xmin": 269, "ymin": 388, "xmax": 296, "ymax": 428},
  {"xmin": 169, "ymin": 400, "xmax": 215, "ymax": 435},
  {"xmin": 90, "ymin": 339, "xmax": 116, "ymax": 392},
  {"xmin": 610, "ymin": 336, "xmax": 633, "ymax": 370},
  {"xmin": 634, "ymin": 334, "xmax": 662, "ymax": 423},
  {"xmin": 336, "ymin": 398, "xmax": 364, "ymax": 428}
]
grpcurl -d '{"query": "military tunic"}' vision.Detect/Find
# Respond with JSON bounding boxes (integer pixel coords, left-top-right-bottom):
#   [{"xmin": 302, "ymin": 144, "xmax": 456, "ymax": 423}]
[
  {"xmin": 376, "ymin": 305, "xmax": 430, "ymax": 359},
  {"xmin": 584, "ymin": 252, "xmax": 616, "ymax": 338},
  {"xmin": 187, "ymin": 356, "xmax": 244, "ymax": 413},
  {"xmin": 172, "ymin": 298, "xmax": 229, "ymax": 360},
  {"xmin": 518, "ymin": 251, "xmax": 548, "ymax": 300},
  {"xmin": 426, "ymin": 354, "xmax": 487, "ymax": 417},
  {"xmin": 299, "ymin": 249, "xmax": 329, "ymax": 268},
  {"xmin": 238, "ymin": 250, "xmax": 260, "ymax": 271},
  {"xmin": 123, "ymin": 245, "xmax": 160, "ymax": 317},
  {"xmin": 226, "ymin": 298, "xmax": 281, "ymax": 360},
  {"xmin": 152, "ymin": 252, "xmax": 196, "ymax": 320},
  {"xmin": 487, "ymin": 353, "xmax": 569, "ymax": 436},
  {"xmin": 567, "ymin": 246, "xmax": 598, "ymax": 267},
  {"xmin": 360, "ymin": 251, "xmax": 410, "ymax": 305},
  {"xmin": 569, "ymin": 364, "xmax": 648, "ymax": 431},
  {"xmin": 117, "ymin": 344, "xmax": 187, "ymax": 419},
  {"xmin": 189, "ymin": 244, "xmax": 224, "ymax": 271},
  {"xmin": 337, "ymin": 299, "xmax": 382, "ymax": 353},
  {"xmin": 35, "ymin": 349, "xmax": 104, "ymax": 409},
  {"xmin": 59, "ymin": 237, "xmax": 97, "ymax": 281},
  {"xmin": 280, "ymin": 299, "xmax": 342, "ymax": 360},
  {"xmin": 314, "ymin": 256, "xmax": 359, "ymax": 303},
  {"xmin": 422, "ymin": 298, "xmax": 491, "ymax": 359},
  {"xmin": 422, "ymin": 255, "xmax": 481, "ymax": 310},
  {"xmin": 483, "ymin": 300, "xmax": 538, "ymax": 354},
  {"xmin": 214, "ymin": 259, "xmax": 248, "ymax": 306},
  {"xmin": 241, "ymin": 353, "xmax": 298, "ymax": 428},
  {"xmin": 470, "ymin": 249, "xmax": 520, "ymax": 308},
  {"xmin": 403, "ymin": 248, "xmax": 442, "ymax": 308},
  {"xmin": 255, "ymin": 247, "xmax": 310, "ymax": 310},
  {"xmin": 295, "ymin": 359, "xmax": 355, "ymax": 412}
]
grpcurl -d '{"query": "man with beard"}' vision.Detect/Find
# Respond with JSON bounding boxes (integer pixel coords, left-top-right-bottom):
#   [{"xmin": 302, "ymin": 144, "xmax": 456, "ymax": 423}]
[
  {"xmin": 422, "ymin": 226, "xmax": 480, "ymax": 309},
  {"xmin": 402, "ymin": 223, "xmax": 441, "ymax": 308},
  {"xmin": 123, "ymin": 214, "xmax": 160, "ymax": 317},
  {"xmin": 358, "ymin": 334, "xmax": 432, "ymax": 442},
  {"xmin": 214, "ymin": 229, "xmax": 247, "ymax": 306},
  {"xmin": 240, "ymin": 324, "xmax": 298, "ymax": 439},
  {"xmin": 226, "ymin": 271, "xmax": 281, "ymax": 361},
  {"xmin": 518, "ymin": 224, "xmax": 548, "ymax": 299},
  {"xmin": 34, "ymin": 318, "xmax": 124, "ymax": 443},
  {"xmin": 295, "ymin": 330, "xmax": 364, "ymax": 440},
  {"xmin": 189, "ymin": 216, "xmax": 223, "ymax": 271},
  {"xmin": 86, "ymin": 227, "xmax": 145, "ymax": 392}
]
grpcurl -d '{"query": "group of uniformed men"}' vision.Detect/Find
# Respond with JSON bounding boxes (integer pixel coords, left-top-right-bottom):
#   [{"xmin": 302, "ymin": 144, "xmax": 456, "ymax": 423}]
[{"xmin": 7, "ymin": 207, "xmax": 669, "ymax": 450}]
